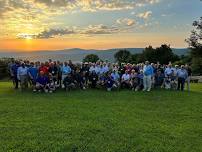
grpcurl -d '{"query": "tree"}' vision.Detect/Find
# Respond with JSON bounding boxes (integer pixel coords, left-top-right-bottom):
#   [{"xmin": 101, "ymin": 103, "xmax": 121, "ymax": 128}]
[
  {"xmin": 131, "ymin": 53, "xmax": 143, "ymax": 63},
  {"xmin": 141, "ymin": 45, "xmax": 156, "ymax": 62},
  {"xmin": 0, "ymin": 58, "xmax": 14, "ymax": 79},
  {"xmin": 186, "ymin": 17, "xmax": 202, "ymax": 74},
  {"xmin": 140, "ymin": 44, "xmax": 179, "ymax": 64},
  {"xmin": 114, "ymin": 50, "xmax": 132, "ymax": 63},
  {"xmin": 83, "ymin": 54, "xmax": 100, "ymax": 63}
]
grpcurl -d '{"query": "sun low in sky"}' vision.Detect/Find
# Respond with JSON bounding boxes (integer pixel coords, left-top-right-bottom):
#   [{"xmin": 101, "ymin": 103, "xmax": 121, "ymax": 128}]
[{"xmin": 0, "ymin": 0, "xmax": 202, "ymax": 51}]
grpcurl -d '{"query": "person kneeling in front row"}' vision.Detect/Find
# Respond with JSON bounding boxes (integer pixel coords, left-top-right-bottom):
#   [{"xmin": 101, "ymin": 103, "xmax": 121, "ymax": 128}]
[
  {"xmin": 63, "ymin": 74, "xmax": 76, "ymax": 91},
  {"xmin": 35, "ymin": 71, "xmax": 50, "ymax": 93}
]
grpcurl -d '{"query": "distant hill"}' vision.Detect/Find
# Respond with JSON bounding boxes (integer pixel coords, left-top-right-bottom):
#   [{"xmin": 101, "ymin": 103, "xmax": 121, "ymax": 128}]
[{"xmin": 0, "ymin": 48, "xmax": 189, "ymax": 62}]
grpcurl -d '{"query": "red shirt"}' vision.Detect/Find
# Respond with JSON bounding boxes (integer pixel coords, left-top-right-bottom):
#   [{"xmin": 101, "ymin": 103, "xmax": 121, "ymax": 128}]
[{"xmin": 39, "ymin": 66, "xmax": 49, "ymax": 74}]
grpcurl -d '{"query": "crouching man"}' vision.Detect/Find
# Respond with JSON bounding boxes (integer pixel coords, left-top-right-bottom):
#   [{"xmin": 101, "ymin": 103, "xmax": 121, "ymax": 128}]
[
  {"xmin": 63, "ymin": 74, "xmax": 76, "ymax": 91},
  {"xmin": 105, "ymin": 72, "xmax": 116, "ymax": 91},
  {"xmin": 34, "ymin": 71, "xmax": 50, "ymax": 93}
]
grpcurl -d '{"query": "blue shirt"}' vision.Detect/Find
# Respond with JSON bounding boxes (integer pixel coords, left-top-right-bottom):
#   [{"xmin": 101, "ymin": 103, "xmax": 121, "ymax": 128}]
[
  {"xmin": 36, "ymin": 76, "xmax": 49, "ymax": 85},
  {"xmin": 28, "ymin": 67, "xmax": 38, "ymax": 80},
  {"xmin": 177, "ymin": 69, "xmax": 188, "ymax": 79},
  {"xmin": 62, "ymin": 65, "xmax": 71, "ymax": 75},
  {"xmin": 143, "ymin": 65, "xmax": 154, "ymax": 76},
  {"xmin": 138, "ymin": 73, "xmax": 144, "ymax": 79},
  {"xmin": 11, "ymin": 64, "xmax": 20, "ymax": 76},
  {"xmin": 17, "ymin": 67, "xmax": 28, "ymax": 80},
  {"xmin": 111, "ymin": 72, "xmax": 120, "ymax": 81}
]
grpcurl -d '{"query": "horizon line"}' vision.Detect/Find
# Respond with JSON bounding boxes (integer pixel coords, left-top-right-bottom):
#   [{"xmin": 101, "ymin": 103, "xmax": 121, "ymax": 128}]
[{"xmin": 0, "ymin": 47, "xmax": 189, "ymax": 53}]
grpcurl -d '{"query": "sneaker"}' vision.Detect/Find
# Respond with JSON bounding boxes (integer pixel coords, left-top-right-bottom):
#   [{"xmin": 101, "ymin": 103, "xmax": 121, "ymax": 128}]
[
  {"xmin": 147, "ymin": 89, "xmax": 151, "ymax": 92},
  {"xmin": 107, "ymin": 88, "xmax": 111, "ymax": 91}
]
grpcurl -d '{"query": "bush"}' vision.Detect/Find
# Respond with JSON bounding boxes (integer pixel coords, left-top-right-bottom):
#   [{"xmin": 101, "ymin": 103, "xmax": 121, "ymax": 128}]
[{"xmin": 0, "ymin": 58, "xmax": 14, "ymax": 79}]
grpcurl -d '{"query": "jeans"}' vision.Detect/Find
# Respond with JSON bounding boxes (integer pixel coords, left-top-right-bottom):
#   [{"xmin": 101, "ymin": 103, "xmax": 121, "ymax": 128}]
[{"xmin": 178, "ymin": 77, "xmax": 185, "ymax": 91}]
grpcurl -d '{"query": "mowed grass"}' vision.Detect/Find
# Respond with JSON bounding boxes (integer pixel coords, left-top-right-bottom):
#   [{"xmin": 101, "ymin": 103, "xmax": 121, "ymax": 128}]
[{"xmin": 0, "ymin": 82, "xmax": 202, "ymax": 152}]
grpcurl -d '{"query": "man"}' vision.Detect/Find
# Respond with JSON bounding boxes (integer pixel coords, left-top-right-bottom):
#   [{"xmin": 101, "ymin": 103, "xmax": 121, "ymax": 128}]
[
  {"xmin": 80, "ymin": 62, "xmax": 90, "ymax": 86},
  {"xmin": 28, "ymin": 62, "xmax": 38, "ymax": 90},
  {"xmin": 48, "ymin": 62, "xmax": 58, "ymax": 84},
  {"xmin": 89, "ymin": 64, "xmax": 97, "ymax": 73},
  {"xmin": 39, "ymin": 62, "xmax": 49, "ymax": 75},
  {"xmin": 137, "ymin": 70, "xmax": 144, "ymax": 91},
  {"xmin": 105, "ymin": 72, "xmax": 115, "ymax": 91},
  {"xmin": 17, "ymin": 62, "xmax": 28, "ymax": 90},
  {"xmin": 89, "ymin": 70, "xmax": 98, "ymax": 88},
  {"xmin": 61, "ymin": 62, "xmax": 71, "ymax": 88},
  {"xmin": 155, "ymin": 70, "xmax": 164, "ymax": 88},
  {"xmin": 164, "ymin": 64, "xmax": 173, "ymax": 77},
  {"xmin": 130, "ymin": 70, "xmax": 139, "ymax": 91},
  {"xmin": 111, "ymin": 70, "xmax": 120, "ymax": 88},
  {"xmin": 63, "ymin": 74, "xmax": 76, "ymax": 91},
  {"xmin": 35, "ymin": 71, "xmax": 50, "ymax": 93},
  {"xmin": 47, "ymin": 73, "xmax": 56, "ymax": 93},
  {"xmin": 8, "ymin": 59, "xmax": 15, "ymax": 82},
  {"xmin": 170, "ymin": 70, "xmax": 178, "ymax": 90},
  {"xmin": 185, "ymin": 64, "xmax": 192, "ymax": 91},
  {"xmin": 143, "ymin": 61, "xmax": 154, "ymax": 92},
  {"xmin": 74, "ymin": 69, "xmax": 86, "ymax": 90},
  {"xmin": 176, "ymin": 65, "xmax": 188, "ymax": 91},
  {"xmin": 121, "ymin": 70, "xmax": 131, "ymax": 89},
  {"xmin": 11, "ymin": 61, "xmax": 20, "ymax": 89}
]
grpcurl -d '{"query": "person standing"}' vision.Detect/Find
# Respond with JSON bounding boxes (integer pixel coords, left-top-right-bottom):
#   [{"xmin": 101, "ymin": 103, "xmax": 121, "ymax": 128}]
[
  {"xmin": 28, "ymin": 62, "xmax": 38, "ymax": 90},
  {"xmin": 61, "ymin": 62, "xmax": 71, "ymax": 88},
  {"xmin": 11, "ymin": 61, "xmax": 20, "ymax": 89},
  {"xmin": 143, "ymin": 61, "xmax": 154, "ymax": 92},
  {"xmin": 185, "ymin": 64, "xmax": 192, "ymax": 91},
  {"xmin": 17, "ymin": 62, "xmax": 28, "ymax": 90},
  {"xmin": 177, "ymin": 65, "xmax": 188, "ymax": 91}
]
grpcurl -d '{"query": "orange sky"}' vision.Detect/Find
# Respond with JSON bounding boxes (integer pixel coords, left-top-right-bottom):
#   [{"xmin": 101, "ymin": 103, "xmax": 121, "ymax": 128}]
[{"xmin": 0, "ymin": 33, "xmax": 188, "ymax": 52}]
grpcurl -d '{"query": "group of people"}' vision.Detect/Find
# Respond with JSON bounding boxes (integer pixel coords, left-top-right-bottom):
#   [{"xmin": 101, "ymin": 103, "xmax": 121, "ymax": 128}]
[{"xmin": 8, "ymin": 59, "xmax": 192, "ymax": 93}]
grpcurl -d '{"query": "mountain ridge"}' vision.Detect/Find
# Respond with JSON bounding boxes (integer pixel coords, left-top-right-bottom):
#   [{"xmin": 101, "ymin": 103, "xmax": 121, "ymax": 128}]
[{"xmin": 0, "ymin": 48, "xmax": 189, "ymax": 62}]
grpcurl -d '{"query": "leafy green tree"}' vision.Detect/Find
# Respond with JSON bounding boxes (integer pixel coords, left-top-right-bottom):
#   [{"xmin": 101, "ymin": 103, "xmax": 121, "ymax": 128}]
[
  {"xmin": 186, "ymin": 17, "xmax": 202, "ymax": 74},
  {"xmin": 131, "ymin": 53, "xmax": 144, "ymax": 63},
  {"xmin": 141, "ymin": 46, "xmax": 156, "ymax": 62},
  {"xmin": 140, "ymin": 44, "xmax": 179, "ymax": 64},
  {"xmin": 0, "ymin": 58, "xmax": 14, "ymax": 79},
  {"xmin": 83, "ymin": 54, "xmax": 100, "ymax": 63},
  {"xmin": 114, "ymin": 50, "xmax": 132, "ymax": 63}
]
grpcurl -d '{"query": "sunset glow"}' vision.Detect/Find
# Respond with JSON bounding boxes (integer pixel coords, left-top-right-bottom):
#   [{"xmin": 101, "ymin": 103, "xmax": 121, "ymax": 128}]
[{"xmin": 0, "ymin": 0, "xmax": 202, "ymax": 51}]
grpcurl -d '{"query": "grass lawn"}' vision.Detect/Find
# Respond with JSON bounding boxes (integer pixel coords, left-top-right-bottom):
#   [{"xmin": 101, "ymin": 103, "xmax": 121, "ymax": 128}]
[{"xmin": 0, "ymin": 82, "xmax": 202, "ymax": 152}]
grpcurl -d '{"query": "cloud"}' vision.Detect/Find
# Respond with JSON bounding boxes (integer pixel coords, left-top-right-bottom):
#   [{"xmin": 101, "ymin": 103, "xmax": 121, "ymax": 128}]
[
  {"xmin": 33, "ymin": 0, "xmax": 159, "ymax": 12},
  {"xmin": 35, "ymin": 28, "xmax": 76, "ymax": 39},
  {"xmin": 16, "ymin": 24, "xmax": 121, "ymax": 39},
  {"xmin": 137, "ymin": 11, "xmax": 152, "ymax": 19},
  {"xmin": 81, "ymin": 24, "xmax": 120, "ymax": 35},
  {"xmin": 116, "ymin": 18, "xmax": 136, "ymax": 26}
]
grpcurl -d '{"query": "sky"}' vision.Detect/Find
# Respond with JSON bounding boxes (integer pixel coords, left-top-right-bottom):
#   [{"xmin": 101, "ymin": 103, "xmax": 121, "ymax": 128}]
[{"xmin": 0, "ymin": 0, "xmax": 202, "ymax": 51}]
